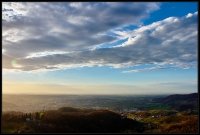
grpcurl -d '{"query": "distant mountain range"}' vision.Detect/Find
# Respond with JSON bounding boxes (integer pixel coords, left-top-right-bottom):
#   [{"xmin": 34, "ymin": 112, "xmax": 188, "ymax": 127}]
[{"xmin": 153, "ymin": 93, "xmax": 198, "ymax": 111}]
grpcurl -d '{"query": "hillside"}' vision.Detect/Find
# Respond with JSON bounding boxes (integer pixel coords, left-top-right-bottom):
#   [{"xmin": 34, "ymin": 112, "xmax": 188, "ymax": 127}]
[
  {"xmin": 153, "ymin": 93, "xmax": 198, "ymax": 112},
  {"xmin": 1, "ymin": 107, "xmax": 145, "ymax": 133},
  {"xmin": 126, "ymin": 110, "xmax": 198, "ymax": 133}
]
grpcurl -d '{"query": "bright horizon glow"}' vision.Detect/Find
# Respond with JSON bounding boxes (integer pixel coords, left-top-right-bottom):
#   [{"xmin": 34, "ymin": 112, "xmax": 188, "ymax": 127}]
[
  {"xmin": 2, "ymin": 2, "xmax": 198, "ymax": 95},
  {"xmin": 3, "ymin": 81, "xmax": 197, "ymax": 95}
]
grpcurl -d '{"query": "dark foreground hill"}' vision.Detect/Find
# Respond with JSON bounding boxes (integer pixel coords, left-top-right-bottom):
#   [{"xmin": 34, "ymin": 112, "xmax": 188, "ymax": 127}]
[
  {"xmin": 2, "ymin": 106, "xmax": 198, "ymax": 134},
  {"xmin": 2, "ymin": 107, "xmax": 145, "ymax": 133},
  {"xmin": 153, "ymin": 93, "xmax": 198, "ymax": 111}
]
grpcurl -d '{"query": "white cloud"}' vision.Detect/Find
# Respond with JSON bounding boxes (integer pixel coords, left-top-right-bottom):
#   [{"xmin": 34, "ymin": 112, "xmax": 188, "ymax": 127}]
[
  {"xmin": 122, "ymin": 66, "xmax": 167, "ymax": 73},
  {"xmin": 25, "ymin": 51, "xmax": 73, "ymax": 58},
  {"xmin": 2, "ymin": 49, "xmax": 6, "ymax": 54}
]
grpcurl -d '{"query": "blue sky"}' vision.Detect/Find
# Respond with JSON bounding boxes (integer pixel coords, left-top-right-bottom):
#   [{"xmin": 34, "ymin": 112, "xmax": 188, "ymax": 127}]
[
  {"xmin": 2, "ymin": 2, "xmax": 198, "ymax": 95},
  {"xmin": 143, "ymin": 2, "xmax": 198, "ymax": 25}
]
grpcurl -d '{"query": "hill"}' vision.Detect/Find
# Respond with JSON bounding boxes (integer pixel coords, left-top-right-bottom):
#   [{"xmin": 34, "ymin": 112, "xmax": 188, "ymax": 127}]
[
  {"xmin": 153, "ymin": 93, "xmax": 198, "ymax": 111},
  {"xmin": 1, "ymin": 107, "xmax": 145, "ymax": 133}
]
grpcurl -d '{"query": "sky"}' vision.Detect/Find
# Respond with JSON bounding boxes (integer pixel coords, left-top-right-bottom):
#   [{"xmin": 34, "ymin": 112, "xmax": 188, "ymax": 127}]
[{"xmin": 2, "ymin": 2, "xmax": 198, "ymax": 95}]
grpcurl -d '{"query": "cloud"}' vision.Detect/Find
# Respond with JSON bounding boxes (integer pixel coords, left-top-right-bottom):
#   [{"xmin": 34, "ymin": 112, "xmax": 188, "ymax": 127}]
[
  {"xmin": 122, "ymin": 66, "xmax": 171, "ymax": 73},
  {"xmin": 2, "ymin": 2, "xmax": 159, "ymax": 58},
  {"xmin": 2, "ymin": 3, "xmax": 197, "ymax": 72}
]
